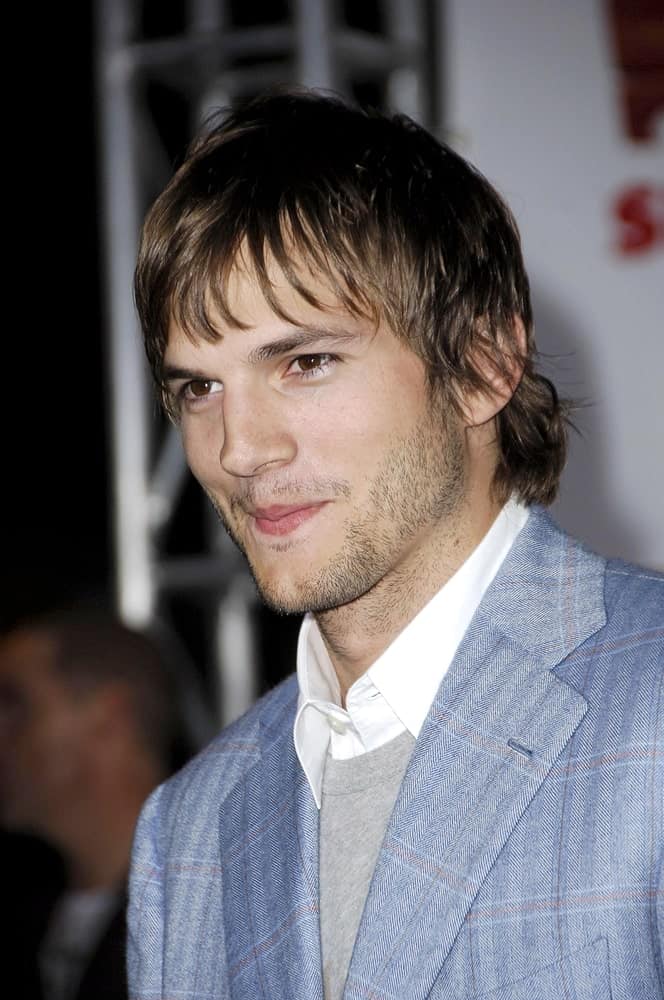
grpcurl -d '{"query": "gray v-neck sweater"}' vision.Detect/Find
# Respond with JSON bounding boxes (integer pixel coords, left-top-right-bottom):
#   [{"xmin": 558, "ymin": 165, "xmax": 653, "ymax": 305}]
[{"xmin": 319, "ymin": 731, "xmax": 415, "ymax": 999}]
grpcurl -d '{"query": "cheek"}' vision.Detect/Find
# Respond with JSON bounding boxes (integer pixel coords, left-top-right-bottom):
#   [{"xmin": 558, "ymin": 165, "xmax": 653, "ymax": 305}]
[
  {"xmin": 327, "ymin": 392, "xmax": 409, "ymax": 459},
  {"xmin": 319, "ymin": 381, "xmax": 392, "ymax": 439},
  {"xmin": 36, "ymin": 737, "xmax": 87, "ymax": 813},
  {"xmin": 34, "ymin": 706, "xmax": 85, "ymax": 768},
  {"xmin": 33, "ymin": 718, "xmax": 72, "ymax": 770},
  {"xmin": 182, "ymin": 421, "xmax": 223, "ymax": 485},
  {"xmin": 298, "ymin": 397, "xmax": 402, "ymax": 489},
  {"xmin": 8, "ymin": 722, "xmax": 72, "ymax": 812}
]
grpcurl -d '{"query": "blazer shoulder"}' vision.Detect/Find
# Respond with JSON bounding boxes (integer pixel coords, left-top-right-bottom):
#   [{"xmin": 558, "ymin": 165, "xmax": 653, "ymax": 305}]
[
  {"xmin": 140, "ymin": 673, "xmax": 299, "ymax": 847},
  {"xmin": 557, "ymin": 557, "xmax": 663, "ymax": 714},
  {"xmin": 603, "ymin": 557, "xmax": 664, "ymax": 626}
]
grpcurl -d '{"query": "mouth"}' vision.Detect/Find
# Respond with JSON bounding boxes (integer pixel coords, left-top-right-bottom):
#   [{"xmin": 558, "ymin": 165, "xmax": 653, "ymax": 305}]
[{"xmin": 248, "ymin": 502, "xmax": 329, "ymax": 537}]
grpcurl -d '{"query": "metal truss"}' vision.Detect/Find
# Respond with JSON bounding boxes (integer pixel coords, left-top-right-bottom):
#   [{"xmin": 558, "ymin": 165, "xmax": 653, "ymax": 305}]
[{"xmin": 94, "ymin": 0, "xmax": 438, "ymax": 727}]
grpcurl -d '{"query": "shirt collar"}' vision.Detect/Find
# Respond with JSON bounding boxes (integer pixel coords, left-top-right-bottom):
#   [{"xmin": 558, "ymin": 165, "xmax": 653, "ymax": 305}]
[{"xmin": 294, "ymin": 498, "xmax": 529, "ymax": 806}]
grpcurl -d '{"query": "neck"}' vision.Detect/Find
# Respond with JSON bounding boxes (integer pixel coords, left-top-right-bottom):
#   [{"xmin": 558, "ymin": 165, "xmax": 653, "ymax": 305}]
[{"xmin": 316, "ymin": 490, "xmax": 503, "ymax": 702}]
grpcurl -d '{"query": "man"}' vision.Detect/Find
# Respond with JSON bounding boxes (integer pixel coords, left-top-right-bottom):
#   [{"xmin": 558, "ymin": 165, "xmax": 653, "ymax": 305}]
[
  {"xmin": 0, "ymin": 609, "xmax": 191, "ymax": 1000},
  {"xmin": 128, "ymin": 90, "xmax": 663, "ymax": 999}
]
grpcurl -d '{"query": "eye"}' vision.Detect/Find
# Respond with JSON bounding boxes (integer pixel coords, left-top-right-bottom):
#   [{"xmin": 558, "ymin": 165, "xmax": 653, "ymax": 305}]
[
  {"xmin": 288, "ymin": 354, "xmax": 336, "ymax": 378},
  {"xmin": 183, "ymin": 379, "xmax": 222, "ymax": 400}
]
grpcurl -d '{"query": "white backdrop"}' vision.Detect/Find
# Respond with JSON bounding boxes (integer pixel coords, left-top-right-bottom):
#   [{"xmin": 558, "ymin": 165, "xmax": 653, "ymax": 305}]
[{"xmin": 445, "ymin": 0, "xmax": 663, "ymax": 569}]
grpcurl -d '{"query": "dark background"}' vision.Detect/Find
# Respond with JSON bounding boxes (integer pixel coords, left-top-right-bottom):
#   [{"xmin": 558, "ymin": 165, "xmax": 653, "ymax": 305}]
[{"xmin": 6, "ymin": 6, "xmax": 110, "ymax": 628}]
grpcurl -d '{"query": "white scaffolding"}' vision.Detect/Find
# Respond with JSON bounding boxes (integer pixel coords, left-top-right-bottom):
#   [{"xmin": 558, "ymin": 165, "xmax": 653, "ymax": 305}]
[{"xmin": 94, "ymin": 0, "xmax": 438, "ymax": 727}]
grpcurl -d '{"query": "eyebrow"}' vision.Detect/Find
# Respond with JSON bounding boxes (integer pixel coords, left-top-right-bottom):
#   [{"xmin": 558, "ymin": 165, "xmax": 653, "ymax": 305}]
[
  {"xmin": 246, "ymin": 326, "xmax": 360, "ymax": 364},
  {"xmin": 162, "ymin": 326, "xmax": 361, "ymax": 382},
  {"xmin": 162, "ymin": 365, "xmax": 210, "ymax": 383}
]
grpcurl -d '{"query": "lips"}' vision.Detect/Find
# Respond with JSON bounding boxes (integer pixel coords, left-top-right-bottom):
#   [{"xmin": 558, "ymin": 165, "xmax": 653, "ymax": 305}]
[{"xmin": 249, "ymin": 502, "xmax": 328, "ymax": 537}]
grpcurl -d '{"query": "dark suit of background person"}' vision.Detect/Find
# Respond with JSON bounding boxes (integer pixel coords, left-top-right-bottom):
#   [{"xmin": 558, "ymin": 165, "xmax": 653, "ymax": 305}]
[
  {"xmin": 3, "ymin": 832, "xmax": 129, "ymax": 1000},
  {"xmin": 0, "ymin": 609, "xmax": 196, "ymax": 1000}
]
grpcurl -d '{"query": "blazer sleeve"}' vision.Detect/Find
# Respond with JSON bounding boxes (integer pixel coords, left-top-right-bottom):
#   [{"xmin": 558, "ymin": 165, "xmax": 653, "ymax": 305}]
[
  {"xmin": 127, "ymin": 784, "xmax": 165, "ymax": 999},
  {"xmin": 656, "ymin": 844, "xmax": 664, "ymax": 983}
]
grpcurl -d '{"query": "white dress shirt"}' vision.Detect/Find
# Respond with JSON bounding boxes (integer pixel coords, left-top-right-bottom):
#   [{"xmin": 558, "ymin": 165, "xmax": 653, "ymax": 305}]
[{"xmin": 294, "ymin": 499, "xmax": 529, "ymax": 807}]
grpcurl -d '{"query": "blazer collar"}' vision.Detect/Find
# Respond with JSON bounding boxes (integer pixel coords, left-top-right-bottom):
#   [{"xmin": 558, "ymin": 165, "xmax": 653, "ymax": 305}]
[{"xmin": 474, "ymin": 504, "xmax": 607, "ymax": 664}]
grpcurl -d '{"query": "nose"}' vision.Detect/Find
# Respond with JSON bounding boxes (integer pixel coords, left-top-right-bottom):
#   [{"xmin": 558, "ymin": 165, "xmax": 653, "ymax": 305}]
[{"xmin": 219, "ymin": 387, "xmax": 297, "ymax": 478}]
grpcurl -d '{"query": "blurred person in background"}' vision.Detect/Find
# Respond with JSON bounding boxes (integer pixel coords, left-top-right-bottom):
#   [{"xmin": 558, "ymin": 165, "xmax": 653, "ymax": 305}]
[
  {"xmin": 129, "ymin": 90, "xmax": 663, "ymax": 999},
  {"xmin": 0, "ymin": 608, "xmax": 195, "ymax": 1000}
]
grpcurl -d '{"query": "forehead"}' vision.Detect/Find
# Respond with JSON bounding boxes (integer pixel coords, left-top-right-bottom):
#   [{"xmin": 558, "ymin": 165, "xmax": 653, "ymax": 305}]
[{"xmin": 0, "ymin": 629, "xmax": 55, "ymax": 666}]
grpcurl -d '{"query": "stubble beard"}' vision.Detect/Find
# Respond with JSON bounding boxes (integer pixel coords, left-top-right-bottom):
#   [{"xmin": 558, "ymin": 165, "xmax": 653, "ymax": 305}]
[{"xmin": 205, "ymin": 401, "xmax": 466, "ymax": 617}]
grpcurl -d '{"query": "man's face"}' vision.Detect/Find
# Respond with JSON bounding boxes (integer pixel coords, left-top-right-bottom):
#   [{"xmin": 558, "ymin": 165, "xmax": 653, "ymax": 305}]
[
  {"xmin": 164, "ymin": 267, "xmax": 469, "ymax": 615},
  {"xmin": 0, "ymin": 630, "xmax": 90, "ymax": 838}
]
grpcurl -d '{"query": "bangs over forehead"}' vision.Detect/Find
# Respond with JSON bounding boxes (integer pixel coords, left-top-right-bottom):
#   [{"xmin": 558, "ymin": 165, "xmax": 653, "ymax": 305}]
[
  {"xmin": 136, "ymin": 92, "xmax": 447, "ymax": 381},
  {"xmin": 171, "ymin": 215, "xmax": 381, "ymax": 344}
]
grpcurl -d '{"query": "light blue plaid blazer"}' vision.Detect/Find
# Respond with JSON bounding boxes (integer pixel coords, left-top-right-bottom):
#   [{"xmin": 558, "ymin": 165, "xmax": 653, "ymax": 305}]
[{"xmin": 128, "ymin": 508, "xmax": 664, "ymax": 999}]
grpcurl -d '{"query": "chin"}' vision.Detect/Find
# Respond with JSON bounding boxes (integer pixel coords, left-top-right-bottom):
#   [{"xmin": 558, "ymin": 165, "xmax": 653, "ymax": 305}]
[
  {"xmin": 253, "ymin": 579, "xmax": 312, "ymax": 616},
  {"xmin": 253, "ymin": 567, "xmax": 366, "ymax": 617},
  {"xmin": 249, "ymin": 567, "xmax": 316, "ymax": 615}
]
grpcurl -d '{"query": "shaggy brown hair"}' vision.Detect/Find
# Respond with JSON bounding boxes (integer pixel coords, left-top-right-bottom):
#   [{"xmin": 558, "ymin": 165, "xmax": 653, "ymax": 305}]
[{"xmin": 135, "ymin": 88, "xmax": 569, "ymax": 504}]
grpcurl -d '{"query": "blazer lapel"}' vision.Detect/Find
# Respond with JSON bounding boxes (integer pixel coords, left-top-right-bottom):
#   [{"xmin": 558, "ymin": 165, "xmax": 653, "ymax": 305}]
[
  {"xmin": 220, "ymin": 685, "xmax": 323, "ymax": 1000},
  {"xmin": 345, "ymin": 509, "xmax": 607, "ymax": 1000}
]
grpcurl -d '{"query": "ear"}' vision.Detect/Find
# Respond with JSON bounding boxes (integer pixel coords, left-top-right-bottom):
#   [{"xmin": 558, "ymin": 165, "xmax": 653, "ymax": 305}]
[{"xmin": 459, "ymin": 317, "xmax": 527, "ymax": 428}]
